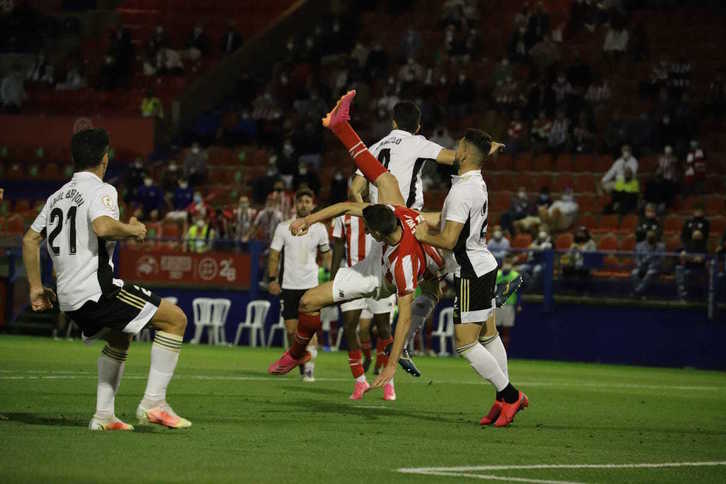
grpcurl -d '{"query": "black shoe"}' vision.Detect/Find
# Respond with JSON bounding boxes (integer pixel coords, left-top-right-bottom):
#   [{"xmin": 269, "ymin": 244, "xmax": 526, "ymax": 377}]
[
  {"xmin": 373, "ymin": 366, "xmax": 381, "ymax": 376},
  {"xmin": 494, "ymin": 274, "xmax": 528, "ymax": 307},
  {"xmin": 362, "ymin": 355, "xmax": 372, "ymax": 373},
  {"xmin": 398, "ymin": 348, "xmax": 421, "ymax": 377}
]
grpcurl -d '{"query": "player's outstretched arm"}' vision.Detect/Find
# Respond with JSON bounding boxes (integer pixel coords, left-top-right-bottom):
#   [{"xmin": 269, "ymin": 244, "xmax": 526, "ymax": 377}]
[
  {"xmin": 22, "ymin": 229, "xmax": 56, "ymax": 311},
  {"xmin": 372, "ymin": 292, "xmax": 414, "ymax": 388},
  {"xmin": 435, "ymin": 149, "xmax": 456, "ymax": 166},
  {"xmin": 92, "ymin": 216, "xmax": 147, "ymax": 241},
  {"xmin": 419, "ymin": 211, "xmax": 441, "ymax": 228},
  {"xmin": 290, "ymin": 202, "xmax": 369, "ymax": 235},
  {"xmin": 415, "ymin": 219, "xmax": 464, "ymax": 251}
]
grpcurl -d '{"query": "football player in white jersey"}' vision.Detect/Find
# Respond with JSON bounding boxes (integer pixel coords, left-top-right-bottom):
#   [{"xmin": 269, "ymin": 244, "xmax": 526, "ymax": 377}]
[
  {"xmin": 268, "ymin": 187, "xmax": 331, "ymax": 382},
  {"xmin": 414, "ymin": 129, "xmax": 528, "ymax": 428},
  {"xmin": 22, "ymin": 128, "xmax": 191, "ymax": 431},
  {"xmin": 348, "ymin": 101, "xmax": 456, "ymax": 377}
]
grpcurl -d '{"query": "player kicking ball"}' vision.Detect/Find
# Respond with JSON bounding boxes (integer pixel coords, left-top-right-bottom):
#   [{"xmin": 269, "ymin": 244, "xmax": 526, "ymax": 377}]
[{"xmin": 22, "ymin": 128, "xmax": 191, "ymax": 431}]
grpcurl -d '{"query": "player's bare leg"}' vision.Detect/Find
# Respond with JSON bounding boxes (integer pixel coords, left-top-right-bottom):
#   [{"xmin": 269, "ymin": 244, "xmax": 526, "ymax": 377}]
[
  {"xmin": 343, "ymin": 308, "xmax": 369, "ymax": 399},
  {"xmin": 89, "ymin": 330, "xmax": 134, "ymax": 431},
  {"xmin": 137, "ymin": 299, "xmax": 191, "ymax": 429},
  {"xmin": 323, "ymin": 90, "xmax": 405, "ymax": 206},
  {"xmin": 268, "ymin": 282, "xmax": 333, "ymax": 375}
]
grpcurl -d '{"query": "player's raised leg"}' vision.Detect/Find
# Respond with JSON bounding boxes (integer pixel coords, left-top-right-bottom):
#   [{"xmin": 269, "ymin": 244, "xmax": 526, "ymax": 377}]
[
  {"xmin": 322, "ymin": 90, "xmax": 405, "ymax": 206},
  {"xmin": 137, "ymin": 298, "xmax": 191, "ymax": 429},
  {"xmin": 89, "ymin": 330, "xmax": 134, "ymax": 431}
]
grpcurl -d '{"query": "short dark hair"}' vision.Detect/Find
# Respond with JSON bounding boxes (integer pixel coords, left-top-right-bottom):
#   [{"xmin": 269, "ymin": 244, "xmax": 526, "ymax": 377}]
[
  {"xmin": 393, "ymin": 101, "xmax": 421, "ymax": 133},
  {"xmin": 463, "ymin": 129, "xmax": 493, "ymax": 159},
  {"xmin": 295, "ymin": 187, "xmax": 314, "ymax": 200},
  {"xmin": 71, "ymin": 128, "xmax": 109, "ymax": 170},
  {"xmin": 362, "ymin": 204, "xmax": 398, "ymax": 235}
]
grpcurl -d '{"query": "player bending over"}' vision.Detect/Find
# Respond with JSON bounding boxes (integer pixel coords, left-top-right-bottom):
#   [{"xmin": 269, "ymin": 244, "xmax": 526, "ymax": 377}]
[
  {"xmin": 22, "ymin": 128, "xmax": 191, "ymax": 431},
  {"xmin": 413, "ymin": 129, "xmax": 528, "ymax": 427}
]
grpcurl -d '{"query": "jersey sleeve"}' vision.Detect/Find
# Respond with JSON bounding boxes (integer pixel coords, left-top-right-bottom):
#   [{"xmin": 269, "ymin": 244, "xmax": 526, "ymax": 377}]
[
  {"xmin": 444, "ymin": 187, "xmax": 471, "ymax": 224},
  {"xmin": 332, "ymin": 216, "xmax": 344, "ymax": 239},
  {"xmin": 269, "ymin": 223, "xmax": 286, "ymax": 252},
  {"xmin": 392, "ymin": 254, "xmax": 417, "ymax": 296},
  {"xmin": 88, "ymin": 184, "xmax": 119, "ymax": 222},
  {"xmin": 30, "ymin": 200, "xmax": 50, "ymax": 234},
  {"xmin": 315, "ymin": 224, "xmax": 331, "ymax": 252},
  {"xmin": 419, "ymin": 139, "xmax": 444, "ymax": 160}
]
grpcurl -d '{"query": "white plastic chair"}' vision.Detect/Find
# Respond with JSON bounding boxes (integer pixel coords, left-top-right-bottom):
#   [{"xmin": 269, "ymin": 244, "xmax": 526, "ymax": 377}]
[
  {"xmin": 432, "ymin": 306, "xmax": 454, "ymax": 356},
  {"xmin": 320, "ymin": 305, "xmax": 339, "ymax": 350},
  {"xmin": 266, "ymin": 315, "xmax": 288, "ymax": 348},
  {"xmin": 191, "ymin": 298, "xmax": 231, "ymax": 345},
  {"xmin": 234, "ymin": 300, "xmax": 270, "ymax": 347}
]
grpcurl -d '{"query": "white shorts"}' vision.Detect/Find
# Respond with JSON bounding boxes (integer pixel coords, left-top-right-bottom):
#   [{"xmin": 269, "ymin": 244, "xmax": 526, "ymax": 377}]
[
  {"xmin": 340, "ymin": 297, "xmax": 368, "ymax": 313},
  {"xmin": 495, "ymin": 305, "xmax": 516, "ymax": 328},
  {"xmin": 366, "ymin": 294, "xmax": 396, "ymax": 314},
  {"xmin": 332, "ymin": 245, "xmax": 383, "ymax": 304}
]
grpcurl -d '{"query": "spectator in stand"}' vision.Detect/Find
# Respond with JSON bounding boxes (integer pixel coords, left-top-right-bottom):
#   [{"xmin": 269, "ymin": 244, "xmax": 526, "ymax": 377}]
[
  {"xmin": 293, "ymin": 161, "xmax": 321, "ymax": 196},
  {"xmin": 233, "ymin": 195, "xmax": 256, "ymax": 244},
  {"xmin": 155, "ymin": 48, "xmax": 185, "ymax": 76},
  {"xmin": 221, "ymin": 20, "xmax": 243, "ymax": 55},
  {"xmin": 398, "ymin": 57, "xmax": 424, "ymax": 92},
  {"xmin": 507, "ymin": 110, "xmax": 526, "ymax": 155},
  {"xmin": 26, "ymin": 51, "xmax": 53, "ymax": 84},
  {"xmin": 399, "ymin": 27, "xmax": 422, "ymax": 61},
  {"xmin": 508, "ymin": 24, "xmax": 529, "ymax": 62},
  {"xmin": 526, "ymin": 1, "xmax": 550, "ymax": 49},
  {"xmin": 488, "ymin": 226, "xmax": 511, "ymax": 264},
  {"xmin": 605, "ymin": 166, "xmax": 639, "ymax": 215},
  {"xmin": 186, "ymin": 25, "xmax": 210, "ymax": 63},
  {"xmin": 536, "ymin": 185, "xmax": 552, "ymax": 208},
  {"xmin": 715, "ymin": 230, "xmax": 726, "ymax": 294},
  {"xmin": 547, "ymin": 109, "xmax": 570, "ymax": 154},
  {"xmin": 365, "ymin": 42, "xmax": 388, "ymax": 80},
  {"xmin": 551, "ymin": 72, "xmax": 573, "ymax": 108},
  {"xmin": 530, "ymin": 111, "xmax": 552, "ymax": 153},
  {"xmin": 500, "ymin": 187, "xmax": 531, "ymax": 236},
  {"xmin": 328, "ymin": 169, "xmax": 348, "ymax": 204},
  {"xmin": 683, "ymin": 139, "xmax": 706, "ymax": 195},
  {"xmin": 250, "ymin": 193, "xmax": 284, "ymax": 249},
  {"xmin": 164, "ymin": 177, "xmax": 193, "ymax": 224},
  {"xmin": 491, "ymin": 57, "xmax": 513, "ymax": 86},
  {"xmin": 141, "ymin": 88, "xmax": 164, "ymax": 119},
  {"xmin": 147, "ymin": 25, "xmax": 168, "ymax": 57},
  {"xmin": 632, "ymin": 229, "xmax": 665, "ymax": 297},
  {"xmin": 109, "ymin": 25, "xmax": 134, "ymax": 83},
  {"xmin": 1, "ymin": 64, "xmax": 26, "ymax": 113},
  {"xmin": 561, "ymin": 225, "xmax": 597, "ymax": 281},
  {"xmin": 185, "ymin": 211, "xmax": 216, "ymax": 253},
  {"xmin": 55, "ymin": 63, "xmax": 86, "ymax": 90},
  {"xmin": 603, "ymin": 15, "xmax": 629, "ymax": 61},
  {"xmin": 517, "ymin": 228, "xmax": 553, "ymax": 286},
  {"xmin": 449, "ymin": 72, "xmax": 476, "ymax": 116},
  {"xmin": 542, "ymin": 188, "xmax": 579, "ymax": 232},
  {"xmin": 682, "ymin": 207, "xmax": 710, "ymax": 247},
  {"xmin": 573, "ymin": 113, "xmax": 595, "ymax": 153},
  {"xmin": 601, "ymin": 144, "xmax": 638, "ymax": 193},
  {"xmin": 528, "ymin": 35, "xmax": 561, "ymax": 72},
  {"xmin": 644, "ymin": 145, "xmax": 678, "ymax": 209},
  {"xmin": 676, "ymin": 228, "xmax": 708, "ymax": 302},
  {"xmin": 183, "ymin": 142, "xmax": 208, "ymax": 187},
  {"xmin": 585, "ymin": 78, "xmax": 611, "ymax": 109},
  {"xmin": 635, "ymin": 203, "xmax": 663, "ymax": 243},
  {"xmin": 136, "ymin": 175, "xmax": 165, "ymax": 219},
  {"xmin": 567, "ymin": 52, "xmax": 592, "ymax": 90}
]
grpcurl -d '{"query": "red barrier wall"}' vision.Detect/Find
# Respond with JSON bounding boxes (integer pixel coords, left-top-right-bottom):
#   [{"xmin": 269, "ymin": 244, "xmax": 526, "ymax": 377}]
[{"xmin": 0, "ymin": 115, "xmax": 155, "ymax": 158}]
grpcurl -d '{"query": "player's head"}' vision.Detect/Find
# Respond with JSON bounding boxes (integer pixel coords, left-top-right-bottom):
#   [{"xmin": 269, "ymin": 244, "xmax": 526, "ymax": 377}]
[
  {"xmin": 295, "ymin": 187, "xmax": 315, "ymax": 218},
  {"xmin": 362, "ymin": 204, "xmax": 398, "ymax": 242},
  {"xmin": 392, "ymin": 101, "xmax": 422, "ymax": 134},
  {"xmin": 455, "ymin": 129, "xmax": 501, "ymax": 166},
  {"xmin": 71, "ymin": 128, "xmax": 110, "ymax": 176}
]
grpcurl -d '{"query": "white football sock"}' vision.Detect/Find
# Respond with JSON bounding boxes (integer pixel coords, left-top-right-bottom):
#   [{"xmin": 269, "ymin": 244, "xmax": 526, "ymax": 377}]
[
  {"xmin": 95, "ymin": 345, "xmax": 127, "ymax": 419},
  {"xmin": 457, "ymin": 342, "xmax": 509, "ymax": 392},
  {"xmin": 306, "ymin": 343, "xmax": 318, "ymax": 360},
  {"xmin": 406, "ymin": 295, "xmax": 436, "ymax": 347},
  {"xmin": 482, "ymin": 335, "xmax": 509, "ymax": 379},
  {"xmin": 142, "ymin": 331, "xmax": 182, "ymax": 407}
]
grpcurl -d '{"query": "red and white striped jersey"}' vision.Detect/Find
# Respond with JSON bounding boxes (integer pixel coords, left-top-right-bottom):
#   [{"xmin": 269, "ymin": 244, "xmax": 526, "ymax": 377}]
[
  {"xmin": 383, "ymin": 205, "xmax": 445, "ymax": 296},
  {"xmin": 332, "ymin": 214, "xmax": 375, "ymax": 268}
]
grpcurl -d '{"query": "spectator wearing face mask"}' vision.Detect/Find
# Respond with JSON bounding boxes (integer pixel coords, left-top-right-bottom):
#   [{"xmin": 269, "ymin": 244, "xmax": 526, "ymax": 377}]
[
  {"xmin": 136, "ymin": 175, "xmax": 164, "ymax": 219},
  {"xmin": 632, "ymin": 230, "xmax": 665, "ymax": 297},
  {"xmin": 605, "ymin": 166, "xmax": 639, "ymax": 215},
  {"xmin": 645, "ymin": 145, "xmax": 678, "ymax": 209},
  {"xmin": 495, "ymin": 255, "xmax": 522, "ymax": 349},
  {"xmin": 293, "ymin": 162, "xmax": 320, "ymax": 196},
  {"xmin": 488, "ymin": 225, "xmax": 511, "ymax": 264},
  {"xmin": 250, "ymin": 193, "xmax": 284, "ymax": 249},
  {"xmin": 601, "ymin": 144, "xmax": 638, "ymax": 194},
  {"xmin": 183, "ymin": 143, "xmax": 208, "ymax": 187},
  {"xmin": 185, "ymin": 212, "xmax": 216, "ymax": 253},
  {"xmin": 681, "ymin": 207, "xmax": 710, "ymax": 247},
  {"xmin": 676, "ymin": 228, "xmax": 708, "ymax": 302},
  {"xmin": 635, "ymin": 203, "xmax": 662, "ymax": 243},
  {"xmin": 683, "ymin": 139, "xmax": 706, "ymax": 196},
  {"xmin": 517, "ymin": 229, "xmax": 553, "ymax": 286},
  {"xmin": 329, "ymin": 169, "xmax": 348, "ymax": 204},
  {"xmin": 561, "ymin": 226, "xmax": 596, "ymax": 281},
  {"xmin": 539, "ymin": 188, "xmax": 578, "ymax": 232},
  {"xmin": 501, "ymin": 187, "xmax": 531, "ymax": 236},
  {"xmin": 165, "ymin": 179, "xmax": 194, "ymax": 223},
  {"xmin": 234, "ymin": 195, "xmax": 256, "ymax": 244}
]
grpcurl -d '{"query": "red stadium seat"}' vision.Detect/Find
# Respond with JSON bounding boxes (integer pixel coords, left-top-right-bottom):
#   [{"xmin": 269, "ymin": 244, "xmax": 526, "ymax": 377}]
[
  {"xmin": 597, "ymin": 215, "xmax": 619, "ymax": 232},
  {"xmin": 512, "ymin": 233, "xmax": 533, "ymax": 249},
  {"xmin": 663, "ymin": 216, "xmax": 683, "ymax": 233},
  {"xmin": 705, "ymin": 196, "xmax": 725, "ymax": 216},
  {"xmin": 579, "ymin": 214, "xmax": 597, "ymax": 230},
  {"xmin": 552, "ymin": 174, "xmax": 575, "ymax": 193},
  {"xmin": 5, "ymin": 215, "xmax": 25, "ymax": 235},
  {"xmin": 532, "ymin": 154, "xmax": 553, "ymax": 172},
  {"xmin": 573, "ymin": 174, "xmax": 597, "ymax": 194},
  {"xmin": 15, "ymin": 200, "xmax": 31, "ymax": 213},
  {"xmin": 571, "ymin": 154, "xmax": 595, "ymax": 172},
  {"xmin": 555, "ymin": 233, "xmax": 574, "ymax": 250},
  {"xmin": 597, "ymin": 234, "xmax": 618, "ymax": 251},
  {"xmin": 555, "ymin": 154, "xmax": 574, "ymax": 172},
  {"xmin": 620, "ymin": 214, "xmax": 638, "ymax": 232},
  {"xmin": 532, "ymin": 174, "xmax": 553, "ymax": 192},
  {"xmin": 710, "ymin": 217, "xmax": 726, "ymax": 236},
  {"xmin": 619, "ymin": 235, "xmax": 637, "ymax": 251}
]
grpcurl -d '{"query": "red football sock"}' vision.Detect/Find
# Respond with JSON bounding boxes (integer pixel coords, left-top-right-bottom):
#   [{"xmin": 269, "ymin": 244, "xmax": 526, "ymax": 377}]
[
  {"xmin": 361, "ymin": 340, "xmax": 372, "ymax": 360},
  {"xmin": 290, "ymin": 312, "xmax": 321, "ymax": 359},
  {"xmin": 331, "ymin": 121, "xmax": 388, "ymax": 183},
  {"xmin": 375, "ymin": 337, "xmax": 393, "ymax": 368},
  {"xmin": 348, "ymin": 350, "xmax": 364, "ymax": 378}
]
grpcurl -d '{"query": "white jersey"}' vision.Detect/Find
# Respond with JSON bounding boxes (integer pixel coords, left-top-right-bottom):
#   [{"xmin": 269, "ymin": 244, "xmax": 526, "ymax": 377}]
[
  {"xmin": 270, "ymin": 219, "xmax": 330, "ymax": 290},
  {"xmin": 30, "ymin": 172, "xmax": 124, "ymax": 312},
  {"xmin": 441, "ymin": 169, "xmax": 498, "ymax": 278},
  {"xmin": 357, "ymin": 129, "xmax": 443, "ymax": 210},
  {"xmin": 332, "ymin": 214, "xmax": 375, "ymax": 268}
]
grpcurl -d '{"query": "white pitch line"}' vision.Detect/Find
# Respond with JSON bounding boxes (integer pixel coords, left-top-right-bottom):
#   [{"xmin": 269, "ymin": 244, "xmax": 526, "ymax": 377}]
[
  {"xmin": 352, "ymin": 404, "xmax": 387, "ymax": 409},
  {"xmin": 399, "ymin": 470, "xmax": 583, "ymax": 484}
]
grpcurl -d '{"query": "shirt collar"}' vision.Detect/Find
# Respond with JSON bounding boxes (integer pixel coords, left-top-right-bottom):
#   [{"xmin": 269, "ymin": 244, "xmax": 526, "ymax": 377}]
[
  {"xmin": 72, "ymin": 171, "xmax": 103, "ymax": 183},
  {"xmin": 389, "ymin": 129, "xmax": 413, "ymax": 137},
  {"xmin": 451, "ymin": 169, "xmax": 482, "ymax": 182}
]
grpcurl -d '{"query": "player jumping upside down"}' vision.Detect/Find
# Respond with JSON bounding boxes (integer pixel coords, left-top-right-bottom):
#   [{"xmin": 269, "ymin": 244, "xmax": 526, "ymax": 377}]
[{"xmin": 22, "ymin": 128, "xmax": 191, "ymax": 431}]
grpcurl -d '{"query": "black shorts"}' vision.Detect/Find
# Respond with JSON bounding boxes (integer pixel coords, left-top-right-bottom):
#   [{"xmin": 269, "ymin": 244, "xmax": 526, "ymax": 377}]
[
  {"xmin": 453, "ymin": 269, "xmax": 497, "ymax": 325},
  {"xmin": 280, "ymin": 288, "xmax": 308, "ymax": 321},
  {"xmin": 66, "ymin": 283, "xmax": 161, "ymax": 338}
]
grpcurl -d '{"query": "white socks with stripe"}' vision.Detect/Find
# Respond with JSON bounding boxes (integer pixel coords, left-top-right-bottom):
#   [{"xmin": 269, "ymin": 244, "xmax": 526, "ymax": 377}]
[
  {"xmin": 457, "ymin": 342, "xmax": 509, "ymax": 392},
  {"xmin": 95, "ymin": 345, "xmax": 127, "ymax": 419},
  {"xmin": 482, "ymin": 335, "xmax": 509, "ymax": 379},
  {"xmin": 141, "ymin": 331, "xmax": 183, "ymax": 408}
]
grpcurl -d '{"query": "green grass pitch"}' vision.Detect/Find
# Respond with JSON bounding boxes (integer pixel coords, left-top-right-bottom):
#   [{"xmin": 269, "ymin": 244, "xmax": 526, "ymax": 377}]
[{"xmin": 0, "ymin": 335, "xmax": 725, "ymax": 483}]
